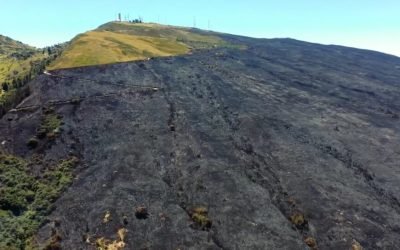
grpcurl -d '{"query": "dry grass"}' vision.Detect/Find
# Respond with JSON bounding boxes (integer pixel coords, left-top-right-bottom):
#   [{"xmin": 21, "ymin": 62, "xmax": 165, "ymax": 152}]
[
  {"xmin": 290, "ymin": 211, "xmax": 306, "ymax": 227},
  {"xmin": 48, "ymin": 22, "xmax": 231, "ymax": 70},
  {"xmin": 48, "ymin": 30, "xmax": 188, "ymax": 69},
  {"xmin": 103, "ymin": 210, "xmax": 111, "ymax": 223},
  {"xmin": 190, "ymin": 206, "xmax": 212, "ymax": 230},
  {"xmin": 304, "ymin": 236, "xmax": 317, "ymax": 249},
  {"xmin": 351, "ymin": 239, "xmax": 363, "ymax": 250},
  {"xmin": 95, "ymin": 228, "xmax": 127, "ymax": 250}
]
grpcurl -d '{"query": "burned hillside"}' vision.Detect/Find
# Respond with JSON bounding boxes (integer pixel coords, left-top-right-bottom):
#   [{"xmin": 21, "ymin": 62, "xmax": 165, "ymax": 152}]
[{"xmin": 1, "ymin": 36, "xmax": 400, "ymax": 249}]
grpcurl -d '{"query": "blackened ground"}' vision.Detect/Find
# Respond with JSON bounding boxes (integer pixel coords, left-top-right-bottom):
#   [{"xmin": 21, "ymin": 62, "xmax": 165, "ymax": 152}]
[{"xmin": 1, "ymin": 37, "xmax": 400, "ymax": 249}]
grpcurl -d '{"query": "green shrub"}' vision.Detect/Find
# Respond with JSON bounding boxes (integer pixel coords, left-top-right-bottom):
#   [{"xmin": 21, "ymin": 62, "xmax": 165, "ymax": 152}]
[
  {"xmin": 36, "ymin": 110, "xmax": 62, "ymax": 139},
  {"xmin": 190, "ymin": 206, "xmax": 212, "ymax": 230},
  {"xmin": 290, "ymin": 211, "xmax": 307, "ymax": 228},
  {"xmin": 0, "ymin": 154, "xmax": 78, "ymax": 249},
  {"xmin": 27, "ymin": 137, "xmax": 39, "ymax": 149}
]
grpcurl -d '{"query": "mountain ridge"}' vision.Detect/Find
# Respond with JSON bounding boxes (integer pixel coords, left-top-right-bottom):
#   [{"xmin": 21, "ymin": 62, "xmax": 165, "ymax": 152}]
[{"xmin": 0, "ymin": 34, "xmax": 35, "ymax": 54}]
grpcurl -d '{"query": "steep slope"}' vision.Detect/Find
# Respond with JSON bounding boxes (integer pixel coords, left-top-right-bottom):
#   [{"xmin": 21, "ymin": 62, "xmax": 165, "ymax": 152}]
[
  {"xmin": 0, "ymin": 35, "xmax": 34, "ymax": 53},
  {"xmin": 0, "ymin": 35, "xmax": 63, "ymax": 84},
  {"xmin": 0, "ymin": 35, "xmax": 38, "ymax": 84},
  {"xmin": 0, "ymin": 35, "xmax": 65, "ymax": 117},
  {"xmin": 48, "ymin": 22, "xmax": 231, "ymax": 70},
  {"xmin": 1, "ymin": 33, "xmax": 400, "ymax": 249}
]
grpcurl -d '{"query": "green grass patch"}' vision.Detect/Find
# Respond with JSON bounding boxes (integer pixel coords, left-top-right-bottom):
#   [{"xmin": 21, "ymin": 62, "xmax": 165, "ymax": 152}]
[
  {"xmin": 0, "ymin": 154, "xmax": 79, "ymax": 249},
  {"xmin": 36, "ymin": 108, "xmax": 62, "ymax": 139},
  {"xmin": 0, "ymin": 88, "xmax": 17, "ymax": 105},
  {"xmin": 189, "ymin": 206, "xmax": 212, "ymax": 230},
  {"xmin": 49, "ymin": 22, "xmax": 240, "ymax": 70}
]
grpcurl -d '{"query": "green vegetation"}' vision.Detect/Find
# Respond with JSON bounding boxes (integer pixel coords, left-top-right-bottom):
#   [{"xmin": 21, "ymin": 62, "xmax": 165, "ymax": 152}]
[
  {"xmin": 0, "ymin": 82, "xmax": 30, "ymax": 118},
  {"xmin": 0, "ymin": 35, "xmax": 64, "ymax": 85},
  {"xmin": 36, "ymin": 108, "xmax": 62, "ymax": 140},
  {"xmin": 290, "ymin": 211, "xmax": 307, "ymax": 228},
  {"xmin": 27, "ymin": 108, "xmax": 62, "ymax": 149},
  {"xmin": 27, "ymin": 137, "xmax": 39, "ymax": 149},
  {"xmin": 190, "ymin": 206, "xmax": 212, "ymax": 230},
  {"xmin": 0, "ymin": 154, "xmax": 79, "ymax": 249},
  {"xmin": 48, "ymin": 22, "xmax": 233, "ymax": 70},
  {"xmin": 0, "ymin": 35, "xmax": 66, "ymax": 117}
]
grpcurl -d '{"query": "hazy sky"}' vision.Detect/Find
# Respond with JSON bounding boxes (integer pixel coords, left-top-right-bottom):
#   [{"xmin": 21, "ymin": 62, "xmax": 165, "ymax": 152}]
[{"xmin": 1, "ymin": 0, "xmax": 399, "ymax": 56}]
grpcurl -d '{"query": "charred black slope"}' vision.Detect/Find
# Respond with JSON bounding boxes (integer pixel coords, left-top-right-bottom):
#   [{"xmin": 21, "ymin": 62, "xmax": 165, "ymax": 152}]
[{"xmin": 1, "ymin": 37, "xmax": 400, "ymax": 249}]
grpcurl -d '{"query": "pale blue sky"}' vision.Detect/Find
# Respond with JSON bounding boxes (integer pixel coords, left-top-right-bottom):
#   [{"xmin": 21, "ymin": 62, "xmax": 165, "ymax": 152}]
[{"xmin": 1, "ymin": 0, "xmax": 399, "ymax": 56}]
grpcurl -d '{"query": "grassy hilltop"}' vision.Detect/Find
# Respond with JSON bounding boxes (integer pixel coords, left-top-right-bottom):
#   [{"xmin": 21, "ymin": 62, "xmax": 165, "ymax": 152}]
[{"xmin": 48, "ymin": 22, "xmax": 231, "ymax": 70}]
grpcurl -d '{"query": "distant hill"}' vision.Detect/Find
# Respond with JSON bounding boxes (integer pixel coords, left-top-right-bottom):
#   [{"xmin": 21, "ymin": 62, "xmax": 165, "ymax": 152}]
[
  {"xmin": 0, "ymin": 35, "xmax": 65, "ymax": 116},
  {"xmin": 48, "ymin": 22, "xmax": 235, "ymax": 70},
  {"xmin": 0, "ymin": 35, "xmax": 39, "ymax": 84},
  {"xmin": 0, "ymin": 35, "xmax": 34, "ymax": 54}
]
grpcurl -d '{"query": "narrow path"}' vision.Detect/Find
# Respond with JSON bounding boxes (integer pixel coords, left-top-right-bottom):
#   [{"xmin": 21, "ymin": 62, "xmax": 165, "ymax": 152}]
[
  {"xmin": 9, "ymin": 70, "xmax": 160, "ymax": 113},
  {"xmin": 44, "ymin": 70, "xmax": 160, "ymax": 90}
]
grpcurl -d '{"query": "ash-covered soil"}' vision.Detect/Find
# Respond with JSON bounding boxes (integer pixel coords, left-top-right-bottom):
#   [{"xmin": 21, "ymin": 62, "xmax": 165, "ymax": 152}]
[{"xmin": 1, "ymin": 36, "xmax": 400, "ymax": 249}]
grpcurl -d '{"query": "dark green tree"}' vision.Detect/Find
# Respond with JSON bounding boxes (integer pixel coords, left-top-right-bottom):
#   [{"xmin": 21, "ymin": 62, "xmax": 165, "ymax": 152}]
[{"xmin": 2, "ymin": 82, "xmax": 9, "ymax": 92}]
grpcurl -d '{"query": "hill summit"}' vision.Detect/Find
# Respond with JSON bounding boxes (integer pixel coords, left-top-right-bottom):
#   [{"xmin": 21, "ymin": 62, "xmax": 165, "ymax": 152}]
[{"xmin": 48, "ymin": 22, "xmax": 233, "ymax": 70}]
